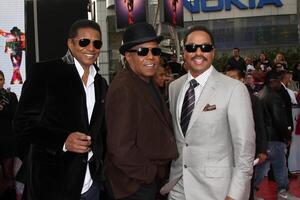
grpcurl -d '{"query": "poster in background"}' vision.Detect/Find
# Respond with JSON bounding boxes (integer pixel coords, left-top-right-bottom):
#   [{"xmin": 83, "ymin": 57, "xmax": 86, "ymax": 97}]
[
  {"xmin": 0, "ymin": 0, "xmax": 25, "ymax": 98},
  {"xmin": 115, "ymin": 0, "xmax": 147, "ymax": 29},
  {"xmin": 162, "ymin": 0, "xmax": 184, "ymax": 27}
]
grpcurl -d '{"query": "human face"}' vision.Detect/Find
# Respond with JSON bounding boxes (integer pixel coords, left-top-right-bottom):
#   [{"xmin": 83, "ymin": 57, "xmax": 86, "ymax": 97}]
[
  {"xmin": 259, "ymin": 53, "xmax": 266, "ymax": 61},
  {"xmin": 245, "ymin": 75, "xmax": 254, "ymax": 85},
  {"xmin": 0, "ymin": 74, "xmax": 4, "ymax": 89},
  {"xmin": 154, "ymin": 66, "xmax": 167, "ymax": 87},
  {"xmin": 125, "ymin": 41, "xmax": 160, "ymax": 82},
  {"xmin": 275, "ymin": 53, "xmax": 284, "ymax": 62},
  {"xmin": 68, "ymin": 27, "xmax": 101, "ymax": 69},
  {"xmin": 184, "ymin": 31, "xmax": 215, "ymax": 77},
  {"xmin": 232, "ymin": 49, "xmax": 239, "ymax": 57}
]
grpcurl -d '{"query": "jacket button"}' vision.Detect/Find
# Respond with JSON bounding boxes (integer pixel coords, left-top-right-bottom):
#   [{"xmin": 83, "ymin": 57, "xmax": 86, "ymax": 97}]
[
  {"xmin": 82, "ymin": 159, "xmax": 87, "ymax": 163},
  {"xmin": 186, "ymin": 143, "xmax": 188, "ymax": 147},
  {"xmin": 184, "ymin": 164, "xmax": 187, "ymax": 168}
]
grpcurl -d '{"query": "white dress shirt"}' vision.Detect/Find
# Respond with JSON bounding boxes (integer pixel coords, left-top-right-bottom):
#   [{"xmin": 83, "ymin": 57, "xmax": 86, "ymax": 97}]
[
  {"xmin": 178, "ymin": 66, "xmax": 213, "ymax": 119},
  {"xmin": 74, "ymin": 58, "xmax": 96, "ymax": 194}
]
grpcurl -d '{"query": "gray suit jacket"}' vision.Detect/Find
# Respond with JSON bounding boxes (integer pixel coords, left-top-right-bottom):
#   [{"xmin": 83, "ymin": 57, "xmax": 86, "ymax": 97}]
[{"xmin": 168, "ymin": 68, "xmax": 255, "ymax": 200}]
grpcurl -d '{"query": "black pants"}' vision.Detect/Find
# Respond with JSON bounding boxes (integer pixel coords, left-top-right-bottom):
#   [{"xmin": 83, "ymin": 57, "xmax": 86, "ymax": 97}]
[
  {"xmin": 81, "ymin": 182, "xmax": 100, "ymax": 200},
  {"xmin": 119, "ymin": 182, "xmax": 157, "ymax": 200}
]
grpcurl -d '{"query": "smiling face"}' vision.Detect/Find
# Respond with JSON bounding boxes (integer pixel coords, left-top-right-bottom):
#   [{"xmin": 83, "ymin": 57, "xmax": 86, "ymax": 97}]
[
  {"xmin": 125, "ymin": 41, "xmax": 160, "ymax": 82},
  {"xmin": 67, "ymin": 27, "xmax": 101, "ymax": 69},
  {"xmin": 184, "ymin": 30, "xmax": 215, "ymax": 78}
]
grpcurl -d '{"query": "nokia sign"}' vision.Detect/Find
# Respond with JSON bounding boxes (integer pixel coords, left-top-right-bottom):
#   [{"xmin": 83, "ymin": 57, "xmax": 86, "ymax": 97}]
[{"xmin": 184, "ymin": 0, "xmax": 283, "ymax": 13}]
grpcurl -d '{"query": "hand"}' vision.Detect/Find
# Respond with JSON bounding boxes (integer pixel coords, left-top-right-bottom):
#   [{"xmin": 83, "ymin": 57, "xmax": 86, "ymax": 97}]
[
  {"xmin": 225, "ymin": 196, "xmax": 234, "ymax": 200},
  {"xmin": 65, "ymin": 132, "xmax": 91, "ymax": 153},
  {"xmin": 257, "ymin": 153, "xmax": 267, "ymax": 164}
]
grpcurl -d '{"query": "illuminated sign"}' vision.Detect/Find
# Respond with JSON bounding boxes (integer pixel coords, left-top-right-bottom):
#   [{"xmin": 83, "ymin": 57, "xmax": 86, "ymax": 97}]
[
  {"xmin": 0, "ymin": 0, "xmax": 25, "ymax": 98},
  {"xmin": 184, "ymin": 0, "xmax": 283, "ymax": 13}
]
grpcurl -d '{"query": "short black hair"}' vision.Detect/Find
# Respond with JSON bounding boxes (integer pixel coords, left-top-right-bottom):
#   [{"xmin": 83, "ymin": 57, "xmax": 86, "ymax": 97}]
[
  {"xmin": 68, "ymin": 19, "xmax": 101, "ymax": 39},
  {"xmin": 226, "ymin": 66, "xmax": 245, "ymax": 78},
  {"xmin": 265, "ymin": 71, "xmax": 280, "ymax": 86},
  {"xmin": 183, "ymin": 25, "xmax": 214, "ymax": 46}
]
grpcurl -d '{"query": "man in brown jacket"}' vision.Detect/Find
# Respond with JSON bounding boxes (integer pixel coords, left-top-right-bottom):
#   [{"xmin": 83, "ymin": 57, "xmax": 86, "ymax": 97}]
[{"xmin": 105, "ymin": 22, "xmax": 178, "ymax": 200}]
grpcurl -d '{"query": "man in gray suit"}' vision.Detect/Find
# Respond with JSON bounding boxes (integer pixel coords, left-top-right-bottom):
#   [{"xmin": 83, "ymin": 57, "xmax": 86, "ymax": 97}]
[{"xmin": 165, "ymin": 26, "xmax": 255, "ymax": 200}]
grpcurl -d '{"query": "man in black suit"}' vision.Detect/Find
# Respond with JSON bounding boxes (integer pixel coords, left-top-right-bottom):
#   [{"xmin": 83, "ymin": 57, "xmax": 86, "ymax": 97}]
[
  {"xmin": 278, "ymin": 70, "xmax": 293, "ymax": 132},
  {"xmin": 13, "ymin": 19, "xmax": 107, "ymax": 200}
]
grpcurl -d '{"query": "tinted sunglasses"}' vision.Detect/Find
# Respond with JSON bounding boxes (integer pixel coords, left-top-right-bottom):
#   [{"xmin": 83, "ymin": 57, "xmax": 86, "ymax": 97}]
[
  {"xmin": 185, "ymin": 44, "xmax": 214, "ymax": 53},
  {"xmin": 127, "ymin": 47, "xmax": 161, "ymax": 56},
  {"xmin": 76, "ymin": 38, "xmax": 102, "ymax": 49}
]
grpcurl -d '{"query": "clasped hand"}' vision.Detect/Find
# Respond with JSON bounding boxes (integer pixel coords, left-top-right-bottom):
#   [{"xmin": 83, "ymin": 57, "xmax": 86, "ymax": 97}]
[{"xmin": 65, "ymin": 132, "xmax": 91, "ymax": 153}]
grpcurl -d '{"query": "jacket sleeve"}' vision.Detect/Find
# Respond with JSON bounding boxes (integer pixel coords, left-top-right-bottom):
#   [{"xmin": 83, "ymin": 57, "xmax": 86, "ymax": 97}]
[
  {"xmin": 13, "ymin": 63, "xmax": 67, "ymax": 152},
  {"xmin": 270, "ymin": 95, "xmax": 290, "ymax": 141},
  {"xmin": 252, "ymin": 95, "xmax": 268, "ymax": 155},
  {"xmin": 227, "ymin": 83, "xmax": 255, "ymax": 199}
]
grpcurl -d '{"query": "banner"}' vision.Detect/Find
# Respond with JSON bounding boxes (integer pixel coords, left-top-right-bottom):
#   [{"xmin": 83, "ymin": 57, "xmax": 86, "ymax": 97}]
[
  {"xmin": 115, "ymin": 0, "xmax": 147, "ymax": 29},
  {"xmin": 0, "ymin": 0, "xmax": 25, "ymax": 98},
  {"xmin": 162, "ymin": 0, "xmax": 184, "ymax": 27}
]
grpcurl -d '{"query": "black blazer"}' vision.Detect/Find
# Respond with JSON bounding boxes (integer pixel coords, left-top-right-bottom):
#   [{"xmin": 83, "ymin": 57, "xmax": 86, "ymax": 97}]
[
  {"xmin": 249, "ymin": 93, "xmax": 267, "ymax": 156},
  {"xmin": 13, "ymin": 58, "xmax": 107, "ymax": 200},
  {"xmin": 0, "ymin": 89, "xmax": 18, "ymax": 157},
  {"xmin": 278, "ymin": 84, "xmax": 293, "ymax": 131}
]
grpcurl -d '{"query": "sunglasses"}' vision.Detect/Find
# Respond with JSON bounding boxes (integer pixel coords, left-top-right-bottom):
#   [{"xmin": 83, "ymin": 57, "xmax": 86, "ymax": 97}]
[
  {"xmin": 185, "ymin": 44, "xmax": 214, "ymax": 53},
  {"xmin": 75, "ymin": 38, "xmax": 102, "ymax": 49},
  {"xmin": 127, "ymin": 47, "xmax": 162, "ymax": 56}
]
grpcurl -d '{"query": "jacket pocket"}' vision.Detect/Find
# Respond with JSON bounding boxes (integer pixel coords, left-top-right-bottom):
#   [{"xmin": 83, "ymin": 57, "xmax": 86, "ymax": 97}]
[{"xmin": 204, "ymin": 166, "xmax": 232, "ymax": 178}]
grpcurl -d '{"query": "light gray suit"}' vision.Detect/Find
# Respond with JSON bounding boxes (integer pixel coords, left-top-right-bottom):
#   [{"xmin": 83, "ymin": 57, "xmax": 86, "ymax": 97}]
[{"xmin": 168, "ymin": 68, "xmax": 255, "ymax": 200}]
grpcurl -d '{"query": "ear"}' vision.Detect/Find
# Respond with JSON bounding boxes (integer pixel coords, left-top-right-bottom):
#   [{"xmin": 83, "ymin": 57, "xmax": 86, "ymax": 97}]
[
  {"xmin": 124, "ymin": 52, "xmax": 131, "ymax": 62},
  {"xmin": 67, "ymin": 38, "xmax": 73, "ymax": 50}
]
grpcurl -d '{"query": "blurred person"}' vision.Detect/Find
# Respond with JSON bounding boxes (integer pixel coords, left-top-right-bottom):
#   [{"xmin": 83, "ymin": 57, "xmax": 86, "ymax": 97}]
[
  {"xmin": 165, "ymin": 25, "xmax": 255, "ymax": 200},
  {"xmin": 154, "ymin": 66, "xmax": 173, "ymax": 103},
  {"xmin": 280, "ymin": 71, "xmax": 297, "ymax": 105},
  {"xmin": 0, "ymin": 27, "xmax": 25, "ymax": 84},
  {"xmin": 245, "ymin": 56, "xmax": 255, "ymax": 72},
  {"xmin": 13, "ymin": 19, "xmax": 108, "ymax": 200},
  {"xmin": 258, "ymin": 52, "xmax": 271, "ymax": 71},
  {"xmin": 105, "ymin": 22, "xmax": 177, "ymax": 200},
  {"xmin": 292, "ymin": 62, "xmax": 300, "ymax": 85},
  {"xmin": 226, "ymin": 47, "xmax": 246, "ymax": 73},
  {"xmin": 255, "ymin": 71, "xmax": 300, "ymax": 200},
  {"xmin": 244, "ymin": 73, "xmax": 262, "ymax": 95},
  {"xmin": 0, "ymin": 70, "xmax": 18, "ymax": 200},
  {"xmin": 274, "ymin": 62, "xmax": 285, "ymax": 72},
  {"xmin": 226, "ymin": 68, "xmax": 267, "ymax": 200},
  {"xmin": 274, "ymin": 52, "xmax": 288, "ymax": 70}
]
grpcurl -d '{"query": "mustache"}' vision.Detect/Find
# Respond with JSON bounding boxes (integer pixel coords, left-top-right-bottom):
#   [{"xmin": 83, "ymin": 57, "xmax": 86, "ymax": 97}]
[{"xmin": 191, "ymin": 55, "xmax": 208, "ymax": 62}]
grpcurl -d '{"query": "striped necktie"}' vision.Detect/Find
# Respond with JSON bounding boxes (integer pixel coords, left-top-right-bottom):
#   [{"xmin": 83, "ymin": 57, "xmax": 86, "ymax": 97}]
[{"xmin": 180, "ymin": 79, "xmax": 199, "ymax": 136}]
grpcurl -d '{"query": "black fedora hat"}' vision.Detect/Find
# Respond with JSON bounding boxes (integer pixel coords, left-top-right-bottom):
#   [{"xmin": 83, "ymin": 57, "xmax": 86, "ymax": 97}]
[{"xmin": 119, "ymin": 22, "xmax": 163, "ymax": 55}]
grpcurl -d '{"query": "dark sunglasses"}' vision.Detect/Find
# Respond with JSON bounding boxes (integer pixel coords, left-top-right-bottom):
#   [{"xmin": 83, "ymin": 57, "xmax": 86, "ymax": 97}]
[
  {"xmin": 127, "ymin": 47, "xmax": 162, "ymax": 56},
  {"xmin": 185, "ymin": 44, "xmax": 214, "ymax": 53},
  {"xmin": 76, "ymin": 38, "xmax": 102, "ymax": 49}
]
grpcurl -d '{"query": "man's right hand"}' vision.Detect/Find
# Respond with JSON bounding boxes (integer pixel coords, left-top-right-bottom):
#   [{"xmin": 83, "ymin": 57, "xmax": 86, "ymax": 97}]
[{"xmin": 65, "ymin": 132, "xmax": 91, "ymax": 153}]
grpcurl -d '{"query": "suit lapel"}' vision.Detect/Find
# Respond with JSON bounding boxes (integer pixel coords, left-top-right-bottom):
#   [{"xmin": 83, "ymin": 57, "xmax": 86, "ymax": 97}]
[
  {"xmin": 185, "ymin": 68, "xmax": 219, "ymax": 136},
  {"xmin": 139, "ymin": 81, "xmax": 171, "ymax": 128},
  {"xmin": 89, "ymin": 72, "xmax": 105, "ymax": 137},
  {"xmin": 69, "ymin": 63, "xmax": 89, "ymax": 132},
  {"xmin": 174, "ymin": 75, "xmax": 188, "ymax": 137}
]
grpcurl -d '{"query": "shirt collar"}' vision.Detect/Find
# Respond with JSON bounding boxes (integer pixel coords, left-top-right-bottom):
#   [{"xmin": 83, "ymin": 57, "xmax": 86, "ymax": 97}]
[
  {"xmin": 74, "ymin": 58, "xmax": 96, "ymax": 85},
  {"xmin": 187, "ymin": 65, "xmax": 213, "ymax": 87}
]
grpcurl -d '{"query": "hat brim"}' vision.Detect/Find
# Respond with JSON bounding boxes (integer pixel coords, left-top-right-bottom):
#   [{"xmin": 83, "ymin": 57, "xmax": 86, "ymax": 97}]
[{"xmin": 119, "ymin": 35, "xmax": 163, "ymax": 55}]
